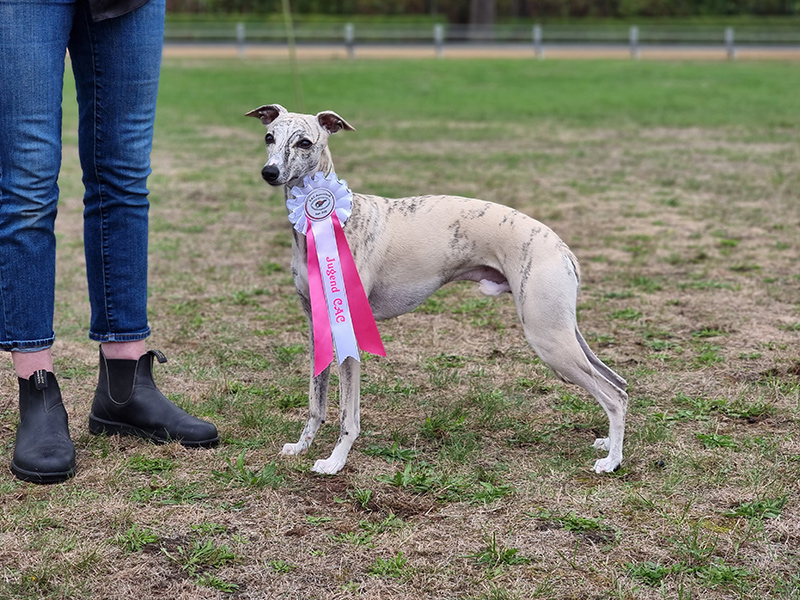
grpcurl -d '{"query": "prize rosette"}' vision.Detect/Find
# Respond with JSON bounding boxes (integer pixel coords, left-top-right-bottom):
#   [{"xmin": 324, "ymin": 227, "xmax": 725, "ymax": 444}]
[
  {"xmin": 287, "ymin": 171, "xmax": 353, "ymax": 234},
  {"xmin": 287, "ymin": 171, "xmax": 385, "ymax": 376}
]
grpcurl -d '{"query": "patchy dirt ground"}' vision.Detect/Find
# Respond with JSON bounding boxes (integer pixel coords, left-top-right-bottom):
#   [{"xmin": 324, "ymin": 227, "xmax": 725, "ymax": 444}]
[{"xmin": 1, "ymin": 101, "xmax": 798, "ymax": 599}]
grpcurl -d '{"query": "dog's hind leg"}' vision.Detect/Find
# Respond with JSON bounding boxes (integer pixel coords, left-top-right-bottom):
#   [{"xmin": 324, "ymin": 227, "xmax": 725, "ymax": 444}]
[
  {"xmin": 515, "ymin": 262, "xmax": 627, "ymax": 472},
  {"xmin": 574, "ymin": 327, "xmax": 629, "ymax": 463},
  {"xmin": 312, "ymin": 356, "xmax": 360, "ymax": 474},
  {"xmin": 533, "ymin": 331, "xmax": 627, "ymax": 473},
  {"xmin": 282, "ymin": 329, "xmax": 331, "ymax": 456}
]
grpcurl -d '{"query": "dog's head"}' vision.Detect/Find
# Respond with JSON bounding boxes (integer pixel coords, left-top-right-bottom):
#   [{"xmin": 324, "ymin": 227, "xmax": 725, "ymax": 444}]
[{"xmin": 246, "ymin": 104, "xmax": 355, "ymax": 187}]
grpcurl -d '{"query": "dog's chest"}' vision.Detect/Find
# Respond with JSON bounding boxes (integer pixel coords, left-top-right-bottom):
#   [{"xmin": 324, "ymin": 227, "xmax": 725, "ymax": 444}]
[{"xmin": 288, "ymin": 222, "xmax": 369, "ymax": 307}]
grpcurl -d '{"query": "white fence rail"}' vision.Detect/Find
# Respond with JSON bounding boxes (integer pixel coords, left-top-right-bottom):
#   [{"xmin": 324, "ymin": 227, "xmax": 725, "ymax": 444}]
[{"xmin": 164, "ymin": 22, "xmax": 800, "ymax": 58}]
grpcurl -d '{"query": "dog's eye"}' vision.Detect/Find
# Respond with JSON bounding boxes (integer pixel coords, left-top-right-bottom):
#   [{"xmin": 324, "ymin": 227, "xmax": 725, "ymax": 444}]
[
  {"xmin": 297, "ymin": 139, "xmax": 313, "ymax": 149},
  {"xmin": 265, "ymin": 133, "xmax": 275, "ymax": 145}
]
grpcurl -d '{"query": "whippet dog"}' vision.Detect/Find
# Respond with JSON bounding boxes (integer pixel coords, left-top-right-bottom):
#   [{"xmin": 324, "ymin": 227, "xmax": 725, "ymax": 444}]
[{"xmin": 246, "ymin": 104, "xmax": 628, "ymax": 475}]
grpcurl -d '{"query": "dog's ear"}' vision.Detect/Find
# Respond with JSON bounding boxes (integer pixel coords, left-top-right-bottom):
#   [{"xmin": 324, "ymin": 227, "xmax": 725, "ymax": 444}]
[
  {"xmin": 245, "ymin": 104, "xmax": 287, "ymax": 126},
  {"xmin": 316, "ymin": 111, "xmax": 356, "ymax": 135}
]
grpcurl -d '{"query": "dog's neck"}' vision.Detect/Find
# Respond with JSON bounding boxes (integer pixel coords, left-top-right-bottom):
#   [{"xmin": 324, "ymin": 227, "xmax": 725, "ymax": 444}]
[
  {"xmin": 284, "ymin": 147, "xmax": 338, "ymax": 255},
  {"xmin": 317, "ymin": 146, "xmax": 335, "ymax": 178},
  {"xmin": 284, "ymin": 146, "xmax": 335, "ymax": 198}
]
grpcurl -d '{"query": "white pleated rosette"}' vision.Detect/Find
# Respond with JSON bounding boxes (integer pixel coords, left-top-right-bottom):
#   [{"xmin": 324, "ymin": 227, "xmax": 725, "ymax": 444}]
[{"xmin": 287, "ymin": 171, "xmax": 353, "ymax": 233}]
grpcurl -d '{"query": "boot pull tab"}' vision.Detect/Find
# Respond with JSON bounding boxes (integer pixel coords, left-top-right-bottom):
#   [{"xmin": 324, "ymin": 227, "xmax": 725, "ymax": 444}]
[
  {"xmin": 33, "ymin": 370, "xmax": 49, "ymax": 390},
  {"xmin": 149, "ymin": 349, "xmax": 168, "ymax": 364}
]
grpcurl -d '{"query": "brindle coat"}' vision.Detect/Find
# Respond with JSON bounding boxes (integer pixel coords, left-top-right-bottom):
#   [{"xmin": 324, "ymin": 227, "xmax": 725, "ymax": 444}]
[{"xmin": 246, "ymin": 104, "xmax": 628, "ymax": 475}]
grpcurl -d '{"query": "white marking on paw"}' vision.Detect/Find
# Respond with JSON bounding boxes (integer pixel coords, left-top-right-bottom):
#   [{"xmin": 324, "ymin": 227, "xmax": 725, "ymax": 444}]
[
  {"xmin": 312, "ymin": 457, "xmax": 346, "ymax": 475},
  {"xmin": 592, "ymin": 437, "xmax": 610, "ymax": 451},
  {"xmin": 593, "ymin": 456, "xmax": 620, "ymax": 474},
  {"xmin": 281, "ymin": 442, "xmax": 307, "ymax": 456}
]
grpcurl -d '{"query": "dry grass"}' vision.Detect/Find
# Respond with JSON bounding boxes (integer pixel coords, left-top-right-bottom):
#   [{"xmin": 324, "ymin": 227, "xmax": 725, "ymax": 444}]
[{"xmin": 1, "ymin": 59, "xmax": 799, "ymax": 600}]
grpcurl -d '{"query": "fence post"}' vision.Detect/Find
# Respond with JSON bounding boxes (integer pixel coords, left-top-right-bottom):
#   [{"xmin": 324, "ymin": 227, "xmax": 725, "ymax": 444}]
[
  {"xmin": 725, "ymin": 26, "xmax": 736, "ymax": 60},
  {"xmin": 533, "ymin": 23, "xmax": 543, "ymax": 59},
  {"xmin": 345, "ymin": 22, "xmax": 355, "ymax": 59},
  {"xmin": 629, "ymin": 25, "xmax": 639, "ymax": 59},
  {"xmin": 434, "ymin": 23, "xmax": 444, "ymax": 58},
  {"xmin": 236, "ymin": 22, "xmax": 245, "ymax": 58}
]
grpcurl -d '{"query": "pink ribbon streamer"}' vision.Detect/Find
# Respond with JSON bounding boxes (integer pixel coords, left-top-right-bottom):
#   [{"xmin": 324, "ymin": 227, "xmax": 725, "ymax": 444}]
[
  {"xmin": 289, "ymin": 172, "xmax": 385, "ymax": 376},
  {"xmin": 305, "ymin": 226, "xmax": 335, "ymax": 376},
  {"xmin": 331, "ymin": 212, "xmax": 385, "ymax": 358}
]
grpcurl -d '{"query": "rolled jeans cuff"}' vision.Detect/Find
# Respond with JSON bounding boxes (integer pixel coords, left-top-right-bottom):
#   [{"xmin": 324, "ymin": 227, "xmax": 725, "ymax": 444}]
[
  {"xmin": 89, "ymin": 326, "xmax": 151, "ymax": 343},
  {"xmin": 2, "ymin": 337, "xmax": 56, "ymax": 353}
]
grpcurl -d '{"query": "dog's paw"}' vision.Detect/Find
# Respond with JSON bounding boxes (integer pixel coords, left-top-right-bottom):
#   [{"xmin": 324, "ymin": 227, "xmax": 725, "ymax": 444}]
[
  {"xmin": 593, "ymin": 456, "xmax": 621, "ymax": 474},
  {"xmin": 281, "ymin": 442, "xmax": 307, "ymax": 456},
  {"xmin": 592, "ymin": 437, "xmax": 611, "ymax": 451},
  {"xmin": 311, "ymin": 457, "xmax": 346, "ymax": 475}
]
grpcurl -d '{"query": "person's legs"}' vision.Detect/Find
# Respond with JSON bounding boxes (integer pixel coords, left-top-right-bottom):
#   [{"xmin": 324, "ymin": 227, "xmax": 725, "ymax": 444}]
[
  {"xmin": 0, "ymin": 0, "xmax": 77, "ymax": 483},
  {"xmin": 101, "ymin": 340, "xmax": 147, "ymax": 360},
  {"xmin": 68, "ymin": 0, "xmax": 162, "ymax": 344},
  {"xmin": 69, "ymin": 0, "xmax": 218, "ymax": 448},
  {"xmin": 0, "ymin": 1, "xmax": 73, "ymax": 361},
  {"xmin": 12, "ymin": 350, "xmax": 55, "ymax": 380}
]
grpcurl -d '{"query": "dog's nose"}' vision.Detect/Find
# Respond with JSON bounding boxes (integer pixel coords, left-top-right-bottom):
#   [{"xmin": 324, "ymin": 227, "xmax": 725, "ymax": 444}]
[{"xmin": 261, "ymin": 164, "xmax": 280, "ymax": 184}]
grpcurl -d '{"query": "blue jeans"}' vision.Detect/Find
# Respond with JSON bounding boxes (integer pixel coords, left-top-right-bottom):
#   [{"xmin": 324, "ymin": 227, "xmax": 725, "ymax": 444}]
[{"xmin": 0, "ymin": 0, "xmax": 165, "ymax": 351}]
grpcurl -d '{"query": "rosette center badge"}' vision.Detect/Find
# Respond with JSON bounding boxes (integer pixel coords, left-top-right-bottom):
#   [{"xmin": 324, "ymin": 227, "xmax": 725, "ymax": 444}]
[{"xmin": 305, "ymin": 188, "xmax": 336, "ymax": 221}]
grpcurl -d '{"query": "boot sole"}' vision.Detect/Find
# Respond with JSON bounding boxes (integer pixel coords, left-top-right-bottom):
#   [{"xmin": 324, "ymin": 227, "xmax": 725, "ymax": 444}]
[
  {"xmin": 88, "ymin": 414, "xmax": 220, "ymax": 449},
  {"xmin": 11, "ymin": 461, "xmax": 76, "ymax": 485}
]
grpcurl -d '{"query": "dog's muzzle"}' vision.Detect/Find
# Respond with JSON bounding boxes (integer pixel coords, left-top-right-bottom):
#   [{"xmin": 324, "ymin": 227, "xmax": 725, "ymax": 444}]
[{"xmin": 261, "ymin": 164, "xmax": 281, "ymax": 185}]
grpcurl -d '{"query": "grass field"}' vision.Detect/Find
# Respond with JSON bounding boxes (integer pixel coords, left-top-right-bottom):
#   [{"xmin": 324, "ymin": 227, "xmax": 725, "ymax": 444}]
[{"xmin": 1, "ymin": 58, "xmax": 799, "ymax": 599}]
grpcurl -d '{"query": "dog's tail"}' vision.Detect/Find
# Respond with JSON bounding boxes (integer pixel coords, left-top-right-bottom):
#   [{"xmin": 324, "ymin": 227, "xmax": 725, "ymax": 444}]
[
  {"xmin": 575, "ymin": 328, "xmax": 627, "ymax": 392},
  {"xmin": 560, "ymin": 242, "xmax": 581, "ymax": 285},
  {"xmin": 562, "ymin": 243, "xmax": 626, "ymax": 390}
]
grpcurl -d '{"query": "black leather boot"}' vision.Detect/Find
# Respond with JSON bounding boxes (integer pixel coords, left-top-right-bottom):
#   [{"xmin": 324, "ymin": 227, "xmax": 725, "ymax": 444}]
[
  {"xmin": 89, "ymin": 348, "xmax": 219, "ymax": 448},
  {"xmin": 11, "ymin": 370, "xmax": 76, "ymax": 484}
]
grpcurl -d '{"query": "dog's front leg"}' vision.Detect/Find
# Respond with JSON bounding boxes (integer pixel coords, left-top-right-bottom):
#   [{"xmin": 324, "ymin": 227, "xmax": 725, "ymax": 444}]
[
  {"xmin": 281, "ymin": 327, "xmax": 330, "ymax": 456},
  {"xmin": 312, "ymin": 356, "xmax": 360, "ymax": 475}
]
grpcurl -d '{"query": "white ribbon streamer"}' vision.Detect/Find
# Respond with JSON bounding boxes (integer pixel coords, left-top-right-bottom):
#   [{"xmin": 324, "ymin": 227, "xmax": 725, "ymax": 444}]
[
  {"xmin": 287, "ymin": 171, "xmax": 384, "ymax": 373},
  {"xmin": 308, "ymin": 216, "xmax": 359, "ymax": 364}
]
